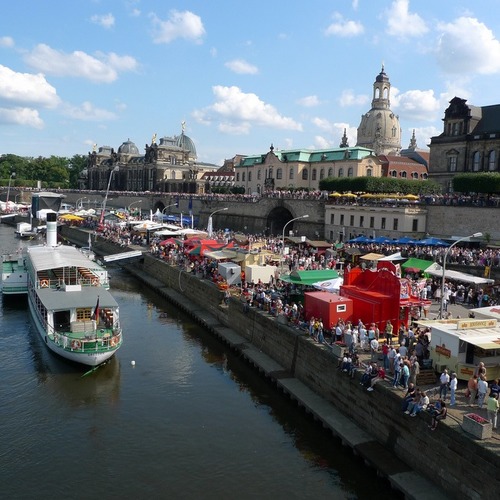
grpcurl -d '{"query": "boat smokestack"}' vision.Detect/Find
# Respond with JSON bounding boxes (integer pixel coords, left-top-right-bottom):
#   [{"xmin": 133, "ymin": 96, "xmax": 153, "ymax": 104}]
[{"xmin": 46, "ymin": 212, "xmax": 58, "ymax": 247}]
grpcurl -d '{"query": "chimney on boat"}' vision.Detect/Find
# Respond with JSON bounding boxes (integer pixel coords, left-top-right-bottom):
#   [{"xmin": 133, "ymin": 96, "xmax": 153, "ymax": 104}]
[{"xmin": 46, "ymin": 212, "xmax": 58, "ymax": 247}]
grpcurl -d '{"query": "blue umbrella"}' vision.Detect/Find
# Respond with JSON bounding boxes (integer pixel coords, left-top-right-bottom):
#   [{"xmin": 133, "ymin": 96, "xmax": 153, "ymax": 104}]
[
  {"xmin": 373, "ymin": 236, "xmax": 392, "ymax": 244},
  {"xmin": 348, "ymin": 235, "xmax": 371, "ymax": 243},
  {"xmin": 415, "ymin": 237, "xmax": 449, "ymax": 247},
  {"xmin": 395, "ymin": 236, "xmax": 416, "ymax": 245}
]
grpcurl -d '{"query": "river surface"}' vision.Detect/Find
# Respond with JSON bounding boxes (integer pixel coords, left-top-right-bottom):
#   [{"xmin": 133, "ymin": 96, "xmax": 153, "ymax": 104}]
[{"xmin": 0, "ymin": 223, "xmax": 400, "ymax": 499}]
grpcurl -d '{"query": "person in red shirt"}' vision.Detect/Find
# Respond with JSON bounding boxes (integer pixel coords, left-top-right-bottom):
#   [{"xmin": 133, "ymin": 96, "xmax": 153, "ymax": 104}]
[
  {"xmin": 382, "ymin": 342, "xmax": 390, "ymax": 370},
  {"xmin": 367, "ymin": 366, "xmax": 386, "ymax": 391}
]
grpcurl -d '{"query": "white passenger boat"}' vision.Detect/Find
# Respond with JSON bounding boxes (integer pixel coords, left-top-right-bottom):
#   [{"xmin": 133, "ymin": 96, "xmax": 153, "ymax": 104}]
[{"xmin": 1, "ymin": 213, "xmax": 122, "ymax": 366}]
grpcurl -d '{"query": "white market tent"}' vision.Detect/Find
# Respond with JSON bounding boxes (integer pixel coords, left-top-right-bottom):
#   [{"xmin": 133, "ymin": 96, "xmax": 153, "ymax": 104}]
[
  {"xmin": 312, "ymin": 278, "xmax": 344, "ymax": 293},
  {"xmin": 425, "ymin": 263, "xmax": 494, "ymax": 285}
]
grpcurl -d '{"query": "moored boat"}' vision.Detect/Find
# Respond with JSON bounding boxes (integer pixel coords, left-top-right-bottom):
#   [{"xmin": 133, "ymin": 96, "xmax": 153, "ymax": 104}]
[{"xmin": 3, "ymin": 212, "xmax": 122, "ymax": 366}]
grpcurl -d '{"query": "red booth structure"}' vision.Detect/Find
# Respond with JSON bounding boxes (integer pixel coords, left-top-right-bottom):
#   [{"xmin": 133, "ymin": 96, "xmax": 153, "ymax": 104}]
[
  {"xmin": 304, "ymin": 292, "xmax": 353, "ymax": 331},
  {"xmin": 340, "ymin": 261, "xmax": 431, "ymax": 334}
]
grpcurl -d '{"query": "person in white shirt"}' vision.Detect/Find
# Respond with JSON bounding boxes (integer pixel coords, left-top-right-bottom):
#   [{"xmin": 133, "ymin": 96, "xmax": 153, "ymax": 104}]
[
  {"xmin": 449, "ymin": 372, "xmax": 458, "ymax": 406},
  {"xmin": 477, "ymin": 375, "xmax": 489, "ymax": 408},
  {"xmin": 439, "ymin": 369, "xmax": 450, "ymax": 400}
]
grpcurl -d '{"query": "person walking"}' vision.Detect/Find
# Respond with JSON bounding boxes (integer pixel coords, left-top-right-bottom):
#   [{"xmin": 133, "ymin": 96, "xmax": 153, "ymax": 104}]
[
  {"xmin": 467, "ymin": 375, "xmax": 478, "ymax": 407},
  {"xmin": 385, "ymin": 320, "xmax": 393, "ymax": 346},
  {"xmin": 449, "ymin": 372, "xmax": 458, "ymax": 406},
  {"xmin": 439, "ymin": 369, "xmax": 450, "ymax": 401},
  {"xmin": 486, "ymin": 393, "xmax": 499, "ymax": 430},
  {"xmin": 477, "ymin": 375, "xmax": 489, "ymax": 409}
]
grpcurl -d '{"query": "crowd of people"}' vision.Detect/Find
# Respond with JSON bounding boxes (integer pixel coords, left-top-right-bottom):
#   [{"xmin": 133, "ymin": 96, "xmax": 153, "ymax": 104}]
[{"xmin": 56, "ymin": 213, "xmax": 500, "ymax": 434}]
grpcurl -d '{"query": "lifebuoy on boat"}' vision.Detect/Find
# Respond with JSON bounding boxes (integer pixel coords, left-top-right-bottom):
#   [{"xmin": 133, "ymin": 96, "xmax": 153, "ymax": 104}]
[
  {"xmin": 71, "ymin": 339, "xmax": 82, "ymax": 350},
  {"xmin": 92, "ymin": 278, "xmax": 99, "ymax": 286},
  {"xmin": 110, "ymin": 336, "xmax": 118, "ymax": 347},
  {"xmin": 40, "ymin": 279, "xmax": 49, "ymax": 288}
]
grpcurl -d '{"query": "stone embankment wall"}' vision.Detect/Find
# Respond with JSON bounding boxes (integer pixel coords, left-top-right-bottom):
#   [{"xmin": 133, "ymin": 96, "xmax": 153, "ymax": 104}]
[{"xmin": 137, "ymin": 252, "xmax": 498, "ymax": 500}]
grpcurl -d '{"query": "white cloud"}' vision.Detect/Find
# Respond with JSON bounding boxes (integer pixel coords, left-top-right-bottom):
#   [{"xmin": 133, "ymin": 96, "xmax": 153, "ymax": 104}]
[
  {"xmin": 225, "ymin": 59, "xmax": 258, "ymax": 75},
  {"xmin": 393, "ymin": 89, "xmax": 441, "ymax": 121},
  {"xmin": 312, "ymin": 118, "xmax": 357, "ymax": 146},
  {"xmin": 0, "ymin": 36, "xmax": 14, "ymax": 48},
  {"xmin": 385, "ymin": 0, "xmax": 428, "ymax": 38},
  {"xmin": 91, "ymin": 13, "xmax": 115, "ymax": 29},
  {"xmin": 325, "ymin": 12, "xmax": 364, "ymax": 37},
  {"xmin": 194, "ymin": 85, "xmax": 302, "ymax": 134},
  {"xmin": 210, "ymin": 47, "xmax": 217, "ymax": 57},
  {"xmin": 23, "ymin": 44, "xmax": 138, "ymax": 83},
  {"xmin": 339, "ymin": 89, "xmax": 368, "ymax": 107},
  {"xmin": 151, "ymin": 10, "xmax": 205, "ymax": 44},
  {"xmin": 0, "ymin": 65, "xmax": 60, "ymax": 107},
  {"xmin": 0, "ymin": 106, "xmax": 44, "ymax": 128},
  {"xmin": 62, "ymin": 101, "xmax": 117, "ymax": 121},
  {"xmin": 436, "ymin": 17, "xmax": 500, "ymax": 75},
  {"xmin": 314, "ymin": 135, "xmax": 332, "ymax": 149},
  {"xmin": 297, "ymin": 95, "xmax": 320, "ymax": 108},
  {"xmin": 125, "ymin": 0, "xmax": 141, "ymax": 17},
  {"xmin": 408, "ymin": 126, "xmax": 441, "ymax": 149}
]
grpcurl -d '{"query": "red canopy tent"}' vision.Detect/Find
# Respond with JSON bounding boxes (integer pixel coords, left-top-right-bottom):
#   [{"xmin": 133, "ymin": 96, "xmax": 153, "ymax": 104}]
[{"xmin": 340, "ymin": 260, "xmax": 431, "ymax": 332}]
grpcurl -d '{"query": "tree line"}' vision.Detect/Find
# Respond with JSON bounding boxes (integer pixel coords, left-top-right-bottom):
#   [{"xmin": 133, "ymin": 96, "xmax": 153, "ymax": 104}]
[{"xmin": 0, "ymin": 154, "xmax": 87, "ymax": 189}]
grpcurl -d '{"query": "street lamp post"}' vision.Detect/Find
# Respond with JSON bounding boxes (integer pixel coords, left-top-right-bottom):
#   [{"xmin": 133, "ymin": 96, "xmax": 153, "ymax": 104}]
[
  {"xmin": 161, "ymin": 203, "xmax": 178, "ymax": 225},
  {"xmin": 6, "ymin": 172, "xmax": 16, "ymax": 211},
  {"xmin": 439, "ymin": 232, "xmax": 483, "ymax": 318},
  {"xmin": 99, "ymin": 166, "xmax": 119, "ymax": 229},
  {"xmin": 76, "ymin": 197, "xmax": 88, "ymax": 210},
  {"xmin": 207, "ymin": 207, "xmax": 228, "ymax": 238},
  {"xmin": 281, "ymin": 214, "xmax": 309, "ymax": 274},
  {"xmin": 128, "ymin": 199, "xmax": 142, "ymax": 216}
]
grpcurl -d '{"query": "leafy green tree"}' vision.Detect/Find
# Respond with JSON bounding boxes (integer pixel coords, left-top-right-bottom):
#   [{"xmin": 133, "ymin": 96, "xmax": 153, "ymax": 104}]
[{"xmin": 68, "ymin": 154, "xmax": 87, "ymax": 188}]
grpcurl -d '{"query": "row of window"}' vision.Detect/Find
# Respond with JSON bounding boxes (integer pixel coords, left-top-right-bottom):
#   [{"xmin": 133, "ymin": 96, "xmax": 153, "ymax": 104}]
[
  {"xmin": 329, "ymin": 213, "xmax": 419, "ymax": 232},
  {"xmin": 236, "ymin": 167, "xmax": 374, "ymax": 183},
  {"xmin": 448, "ymin": 150, "xmax": 498, "ymax": 172}
]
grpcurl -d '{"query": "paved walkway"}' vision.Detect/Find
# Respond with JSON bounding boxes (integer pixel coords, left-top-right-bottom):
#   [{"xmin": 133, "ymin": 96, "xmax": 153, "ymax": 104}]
[{"xmin": 355, "ymin": 297, "xmax": 500, "ymax": 448}]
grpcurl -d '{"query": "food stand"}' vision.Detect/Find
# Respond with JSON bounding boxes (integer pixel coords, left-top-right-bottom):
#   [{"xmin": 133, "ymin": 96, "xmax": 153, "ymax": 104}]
[{"xmin": 417, "ymin": 318, "xmax": 500, "ymax": 381}]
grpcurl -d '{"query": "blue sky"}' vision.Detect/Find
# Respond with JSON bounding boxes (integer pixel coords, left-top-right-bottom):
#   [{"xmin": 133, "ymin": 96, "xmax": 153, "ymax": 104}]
[{"xmin": 2, "ymin": 0, "xmax": 500, "ymax": 166}]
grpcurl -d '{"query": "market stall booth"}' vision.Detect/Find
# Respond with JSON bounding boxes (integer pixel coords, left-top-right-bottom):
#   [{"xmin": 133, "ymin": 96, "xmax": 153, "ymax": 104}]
[
  {"xmin": 417, "ymin": 318, "xmax": 500, "ymax": 381},
  {"xmin": 244, "ymin": 264, "xmax": 277, "ymax": 285},
  {"xmin": 304, "ymin": 291, "xmax": 353, "ymax": 330},
  {"xmin": 340, "ymin": 261, "xmax": 431, "ymax": 333}
]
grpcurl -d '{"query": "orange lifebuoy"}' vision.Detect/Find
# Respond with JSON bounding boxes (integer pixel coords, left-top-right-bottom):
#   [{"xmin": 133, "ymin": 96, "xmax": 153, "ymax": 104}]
[
  {"xmin": 92, "ymin": 278, "xmax": 99, "ymax": 286},
  {"xmin": 71, "ymin": 339, "xmax": 82, "ymax": 350},
  {"xmin": 40, "ymin": 279, "xmax": 49, "ymax": 288}
]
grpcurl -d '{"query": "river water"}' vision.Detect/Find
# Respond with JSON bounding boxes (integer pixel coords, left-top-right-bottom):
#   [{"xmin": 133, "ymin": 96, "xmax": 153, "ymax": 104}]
[{"xmin": 0, "ymin": 223, "xmax": 399, "ymax": 499}]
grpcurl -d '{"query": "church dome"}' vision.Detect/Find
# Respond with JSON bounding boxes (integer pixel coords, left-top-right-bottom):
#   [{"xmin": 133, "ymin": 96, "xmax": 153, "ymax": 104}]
[
  {"xmin": 176, "ymin": 132, "xmax": 197, "ymax": 158},
  {"xmin": 118, "ymin": 139, "xmax": 139, "ymax": 155}
]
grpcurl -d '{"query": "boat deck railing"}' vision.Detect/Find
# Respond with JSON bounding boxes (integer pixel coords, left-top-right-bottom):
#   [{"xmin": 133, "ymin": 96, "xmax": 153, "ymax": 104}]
[{"xmin": 51, "ymin": 323, "xmax": 122, "ymax": 353}]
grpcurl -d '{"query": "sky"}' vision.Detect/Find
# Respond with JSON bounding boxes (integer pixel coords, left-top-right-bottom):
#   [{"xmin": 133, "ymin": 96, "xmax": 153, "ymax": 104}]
[{"xmin": 2, "ymin": 0, "xmax": 500, "ymax": 167}]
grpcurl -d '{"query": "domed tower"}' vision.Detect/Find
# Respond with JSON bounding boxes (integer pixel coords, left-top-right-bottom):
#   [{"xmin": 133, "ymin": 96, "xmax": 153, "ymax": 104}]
[
  {"xmin": 356, "ymin": 65, "xmax": 401, "ymax": 155},
  {"xmin": 175, "ymin": 121, "xmax": 197, "ymax": 162},
  {"xmin": 117, "ymin": 139, "xmax": 140, "ymax": 161}
]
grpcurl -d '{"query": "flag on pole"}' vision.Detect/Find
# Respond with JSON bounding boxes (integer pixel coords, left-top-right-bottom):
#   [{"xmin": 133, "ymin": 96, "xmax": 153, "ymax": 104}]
[{"xmin": 92, "ymin": 296, "xmax": 100, "ymax": 321}]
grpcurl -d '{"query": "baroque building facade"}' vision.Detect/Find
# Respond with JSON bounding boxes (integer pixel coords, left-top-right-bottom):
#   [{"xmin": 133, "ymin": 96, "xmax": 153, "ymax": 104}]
[
  {"xmin": 85, "ymin": 125, "xmax": 217, "ymax": 193},
  {"xmin": 428, "ymin": 97, "xmax": 500, "ymax": 192},
  {"xmin": 235, "ymin": 144, "xmax": 382, "ymax": 194}
]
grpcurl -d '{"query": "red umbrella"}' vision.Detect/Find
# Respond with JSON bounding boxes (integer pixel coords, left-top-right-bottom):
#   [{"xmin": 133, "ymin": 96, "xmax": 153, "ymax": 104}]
[
  {"xmin": 404, "ymin": 267, "xmax": 421, "ymax": 273},
  {"xmin": 159, "ymin": 238, "xmax": 180, "ymax": 246}
]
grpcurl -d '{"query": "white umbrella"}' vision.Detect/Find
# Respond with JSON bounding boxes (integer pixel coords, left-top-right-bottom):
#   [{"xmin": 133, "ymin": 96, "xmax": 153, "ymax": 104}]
[{"xmin": 312, "ymin": 278, "xmax": 343, "ymax": 293}]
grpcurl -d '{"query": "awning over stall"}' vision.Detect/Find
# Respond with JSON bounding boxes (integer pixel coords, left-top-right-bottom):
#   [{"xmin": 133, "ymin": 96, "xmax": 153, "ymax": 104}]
[
  {"xmin": 401, "ymin": 258, "xmax": 434, "ymax": 272},
  {"xmin": 280, "ymin": 269, "xmax": 339, "ymax": 285},
  {"xmin": 425, "ymin": 263, "xmax": 494, "ymax": 284}
]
